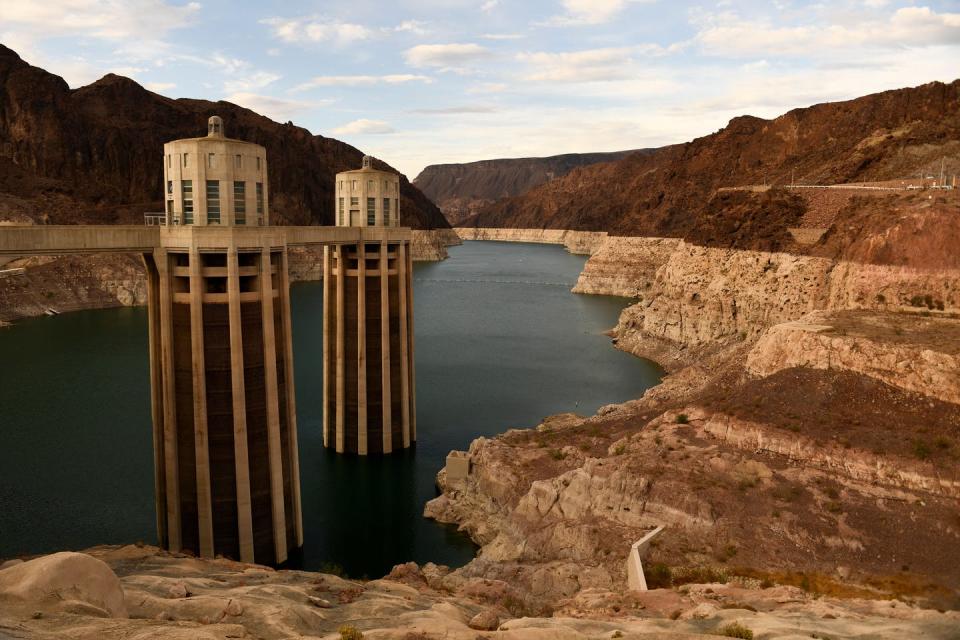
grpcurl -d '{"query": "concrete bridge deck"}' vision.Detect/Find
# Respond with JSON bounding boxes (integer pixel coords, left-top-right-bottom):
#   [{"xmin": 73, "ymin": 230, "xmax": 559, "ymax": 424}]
[{"xmin": 0, "ymin": 225, "xmax": 413, "ymax": 256}]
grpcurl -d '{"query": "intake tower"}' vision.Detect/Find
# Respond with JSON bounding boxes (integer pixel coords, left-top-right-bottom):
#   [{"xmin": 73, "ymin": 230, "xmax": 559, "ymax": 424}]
[{"xmin": 324, "ymin": 156, "xmax": 416, "ymax": 454}]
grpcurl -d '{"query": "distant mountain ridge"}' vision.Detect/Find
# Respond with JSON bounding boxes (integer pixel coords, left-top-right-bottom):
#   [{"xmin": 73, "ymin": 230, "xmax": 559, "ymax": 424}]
[
  {"xmin": 460, "ymin": 79, "xmax": 960, "ymax": 250},
  {"xmin": 414, "ymin": 150, "xmax": 649, "ymax": 225},
  {"xmin": 0, "ymin": 44, "xmax": 448, "ymax": 229}
]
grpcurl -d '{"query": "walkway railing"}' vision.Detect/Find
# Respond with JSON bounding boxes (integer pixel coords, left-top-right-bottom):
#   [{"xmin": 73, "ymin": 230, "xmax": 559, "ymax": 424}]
[{"xmin": 144, "ymin": 212, "xmax": 167, "ymax": 226}]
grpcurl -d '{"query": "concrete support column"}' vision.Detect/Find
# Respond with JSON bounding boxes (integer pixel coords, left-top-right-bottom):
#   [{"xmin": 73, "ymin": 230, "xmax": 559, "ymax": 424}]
[
  {"xmin": 259, "ymin": 248, "xmax": 288, "ymax": 564},
  {"xmin": 357, "ymin": 243, "xmax": 368, "ymax": 455},
  {"xmin": 189, "ymin": 248, "xmax": 214, "ymax": 558},
  {"xmin": 155, "ymin": 249, "xmax": 181, "ymax": 551},
  {"xmin": 379, "ymin": 242, "xmax": 392, "ymax": 454},
  {"xmin": 406, "ymin": 243, "xmax": 417, "ymax": 443},
  {"xmin": 279, "ymin": 249, "xmax": 303, "ymax": 545},
  {"xmin": 227, "ymin": 249, "xmax": 254, "ymax": 563},
  {"xmin": 335, "ymin": 245, "xmax": 346, "ymax": 453},
  {"xmin": 322, "ymin": 245, "xmax": 331, "ymax": 448},
  {"xmin": 142, "ymin": 252, "xmax": 166, "ymax": 546},
  {"xmin": 398, "ymin": 242, "xmax": 410, "ymax": 448}
]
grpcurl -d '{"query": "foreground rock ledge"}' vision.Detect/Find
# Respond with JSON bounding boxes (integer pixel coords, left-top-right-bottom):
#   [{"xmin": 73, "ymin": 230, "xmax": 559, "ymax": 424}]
[{"xmin": 1, "ymin": 545, "xmax": 958, "ymax": 639}]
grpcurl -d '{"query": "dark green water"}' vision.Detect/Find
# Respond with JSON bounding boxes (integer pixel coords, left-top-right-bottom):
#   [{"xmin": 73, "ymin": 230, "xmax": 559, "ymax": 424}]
[{"xmin": 0, "ymin": 241, "xmax": 663, "ymax": 577}]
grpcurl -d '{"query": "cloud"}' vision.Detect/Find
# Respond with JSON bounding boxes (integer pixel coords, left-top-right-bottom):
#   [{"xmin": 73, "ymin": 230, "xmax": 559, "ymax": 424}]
[
  {"xmin": 518, "ymin": 47, "xmax": 636, "ymax": 83},
  {"xmin": 409, "ymin": 105, "xmax": 498, "ymax": 114},
  {"xmin": 293, "ymin": 74, "xmax": 432, "ymax": 91},
  {"xmin": 404, "ymin": 43, "xmax": 492, "ymax": 70},
  {"xmin": 693, "ymin": 6, "xmax": 960, "ymax": 57},
  {"xmin": 261, "ymin": 16, "xmax": 372, "ymax": 45},
  {"xmin": 481, "ymin": 0, "xmax": 500, "ymax": 12},
  {"xmin": 392, "ymin": 19, "xmax": 430, "ymax": 35},
  {"xmin": 0, "ymin": 0, "xmax": 200, "ymax": 40},
  {"xmin": 145, "ymin": 81, "xmax": 176, "ymax": 93},
  {"xmin": 223, "ymin": 71, "xmax": 281, "ymax": 94},
  {"xmin": 333, "ymin": 119, "xmax": 396, "ymax": 135},
  {"xmin": 542, "ymin": 0, "xmax": 653, "ymax": 27},
  {"xmin": 224, "ymin": 92, "xmax": 331, "ymax": 122}
]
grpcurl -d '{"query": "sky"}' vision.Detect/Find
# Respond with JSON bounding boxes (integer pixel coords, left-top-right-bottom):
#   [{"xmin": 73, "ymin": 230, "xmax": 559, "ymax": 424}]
[{"xmin": 1, "ymin": 0, "xmax": 959, "ymax": 178}]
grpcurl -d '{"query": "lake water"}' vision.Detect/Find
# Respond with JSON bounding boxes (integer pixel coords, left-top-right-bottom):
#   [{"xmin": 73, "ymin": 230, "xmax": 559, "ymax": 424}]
[{"xmin": 0, "ymin": 241, "xmax": 663, "ymax": 577}]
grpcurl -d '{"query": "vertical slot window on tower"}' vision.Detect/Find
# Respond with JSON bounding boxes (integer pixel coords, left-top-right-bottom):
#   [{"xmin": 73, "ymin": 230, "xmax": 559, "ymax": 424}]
[
  {"xmin": 182, "ymin": 180, "xmax": 193, "ymax": 224},
  {"xmin": 256, "ymin": 157, "xmax": 261, "ymax": 171},
  {"xmin": 207, "ymin": 180, "xmax": 221, "ymax": 224},
  {"xmin": 183, "ymin": 153, "xmax": 189, "ymax": 167},
  {"xmin": 256, "ymin": 182, "xmax": 264, "ymax": 223},
  {"xmin": 235, "ymin": 154, "xmax": 242, "ymax": 168},
  {"xmin": 367, "ymin": 198, "xmax": 376, "ymax": 225},
  {"xmin": 234, "ymin": 181, "xmax": 246, "ymax": 225},
  {"xmin": 383, "ymin": 198, "xmax": 391, "ymax": 226},
  {"xmin": 338, "ymin": 197, "xmax": 344, "ymax": 225},
  {"xmin": 167, "ymin": 180, "xmax": 173, "ymax": 195},
  {"xmin": 208, "ymin": 152, "xmax": 215, "ymax": 168}
]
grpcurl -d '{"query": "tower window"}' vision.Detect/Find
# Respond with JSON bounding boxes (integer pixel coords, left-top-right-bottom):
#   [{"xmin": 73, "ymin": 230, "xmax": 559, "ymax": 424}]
[
  {"xmin": 350, "ymin": 197, "xmax": 358, "ymax": 207},
  {"xmin": 183, "ymin": 153, "xmax": 189, "ymax": 168},
  {"xmin": 234, "ymin": 181, "xmax": 246, "ymax": 225},
  {"xmin": 235, "ymin": 154, "xmax": 242, "ymax": 168},
  {"xmin": 256, "ymin": 182, "xmax": 264, "ymax": 217},
  {"xmin": 256, "ymin": 157, "xmax": 261, "ymax": 171},
  {"xmin": 206, "ymin": 180, "xmax": 221, "ymax": 223},
  {"xmin": 368, "ymin": 180, "xmax": 374, "ymax": 191},
  {"xmin": 383, "ymin": 198, "xmax": 390, "ymax": 226},
  {"xmin": 167, "ymin": 180, "xmax": 173, "ymax": 195},
  {"xmin": 167, "ymin": 155, "xmax": 171, "ymax": 168},
  {"xmin": 367, "ymin": 198, "xmax": 376, "ymax": 226},
  {"xmin": 208, "ymin": 152, "xmax": 215, "ymax": 168},
  {"xmin": 352, "ymin": 180, "xmax": 357, "ymax": 190},
  {"xmin": 338, "ymin": 197, "xmax": 344, "ymax": 226},
  {"xmin": 181, "ymin": 180, "xmax": 193, "ymax": 224}
]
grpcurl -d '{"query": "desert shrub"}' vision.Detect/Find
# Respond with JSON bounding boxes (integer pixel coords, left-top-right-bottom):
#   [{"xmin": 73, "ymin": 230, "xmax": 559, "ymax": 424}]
[
  {"xmin": 645, "ymin": 562, "xmax": 673, "ymax": 588},
  {"xmin": 913, "ymin": 440, "xmax": 932, "ymax": 460},
  {"xmin": 676, "ymin": 413, "xmax": 689, "ymax": 424},
  {"xmin": 614, "ymin": 444, "xmax": 626, "ymax": 455},
  {"xmin": 718, "ymin": 622, "xmax": 754, "ymax": 639},
  {"xmin": 549, "ymin": 449, "xmax": 567, "ymax": 461},
  {"xmin": 935, "ymin": 436, "xmax": 952, "ymax": 450},
  {"xmin": 338, "ymin": 625, "xmax": 364, "ymax": 640}
]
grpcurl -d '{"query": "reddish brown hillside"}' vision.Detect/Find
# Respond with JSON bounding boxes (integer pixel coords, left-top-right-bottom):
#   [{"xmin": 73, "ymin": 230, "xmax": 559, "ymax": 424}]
[
  {"xmin": 464, "ymin": 80, "xmax": 960, "ymax": 251},
  {"xmin": 0, "ymin": 45, "xmax": 448, "ymax": 229}
]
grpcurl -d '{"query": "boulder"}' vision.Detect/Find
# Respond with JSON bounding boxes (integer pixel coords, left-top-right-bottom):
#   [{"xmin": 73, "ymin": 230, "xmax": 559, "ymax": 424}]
[
  {"xmin": 0, "ymin": 552, "xmax": 127, "ymax": 617},
  {"xmin": 468, "ymin": 608, "xmax": 500, "ymax": 631}
]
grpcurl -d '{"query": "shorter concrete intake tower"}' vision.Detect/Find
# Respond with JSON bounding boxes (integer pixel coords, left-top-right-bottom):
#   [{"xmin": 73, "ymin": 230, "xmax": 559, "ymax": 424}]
[{"xmin": 324, "ymin": 157, "xmax": 416, "ymax": 454}]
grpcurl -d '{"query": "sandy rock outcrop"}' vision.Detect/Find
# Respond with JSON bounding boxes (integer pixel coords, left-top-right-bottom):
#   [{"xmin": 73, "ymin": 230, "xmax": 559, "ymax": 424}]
[
  {"xmin": 0, "ymin": 552, "xmax": 127, "ymax": 618},
  {"xmin": 572, "ymin": 237, "xmax": 681, "ymax": 297},
  {"xmin": 410, "ymin": 228, "xmax": 463, "ymax": 261},
  {"xmin": 747, "ymin": 311, "xmax": 960, "ymax": 404}
]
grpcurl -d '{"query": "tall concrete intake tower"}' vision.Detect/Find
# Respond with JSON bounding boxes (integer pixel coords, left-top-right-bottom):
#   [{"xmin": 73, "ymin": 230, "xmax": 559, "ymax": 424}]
[
  {"xmin": 144, "ymin": 116, "xmax": 303, "ymax": 565},
  {"xmin": 0, "ymin": 117, "xmax": 420, "ymax": 565},
  {"xmin": 325, "ymin": 156, "xmax": 417, "ymax": 454}
]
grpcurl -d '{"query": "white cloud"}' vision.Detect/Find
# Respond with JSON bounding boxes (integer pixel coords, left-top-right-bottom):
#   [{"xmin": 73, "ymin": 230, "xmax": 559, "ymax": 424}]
[
  {"xmin": 518, "ymin": 47, "xmax": 636, "ymax": 82},
  {"xmin": 145, "ymin": 81, "xmax": 176, "ymax": 93},
  {"xmin": 333, "ymin": 119, "xmax": 396, "ymax": 135},
  {"xmin": 481, "ymin": 0, "xmax": 500, "ymax": 12},
  {"xmin": 224, "ymin": 92, "xmax": 331, "ymax": 122},
  {"xmin": 0, "ymin": 0, "xmax": 200, "ymax": 40},
  {"xmin": 293, "ymin": 74, "xmax": 433, "ymax": 91},
  {"xmin": 694, "ymin": 6, "xmax": 960, "ymax": 57},
  {"xmin": 223, "ymin": 71, "xmax": 281, "ymax": 94},
  {"xmin": 261, "ymin": 16, "xmax": 373, "ymax": 45},
  {"xmin": 392, "ymin": 20, "xmax": 430, "ymax": 35},
  {"xmin": 404, "ymin": 43, "xmax": 492, "ymax": 70},
  {"xmin": 542, "ymin": 0, "xmax": 653, "ymax": 27}
]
